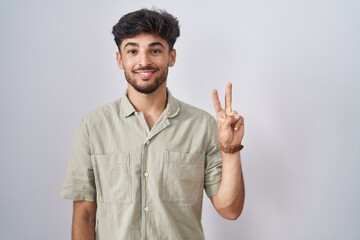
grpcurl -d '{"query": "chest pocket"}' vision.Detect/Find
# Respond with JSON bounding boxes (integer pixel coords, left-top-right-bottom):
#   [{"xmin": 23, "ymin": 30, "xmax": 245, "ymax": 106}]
[
  {"xmin": 162, "ymin": 151, "xmax": 205, "ymax": 205},
  {"xmin": 91, "ymin": 153, "xmax": 132, "ymax": 204}
]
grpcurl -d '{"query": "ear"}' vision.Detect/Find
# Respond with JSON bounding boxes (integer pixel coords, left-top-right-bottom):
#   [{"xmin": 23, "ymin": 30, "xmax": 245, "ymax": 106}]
[
  {"xmin": 116, "ymin": 51, "xmax": 124, "ymax": 69},
  {"xmin": 169, "ymin": 49, "xmax": 176, "ymax": 67}
]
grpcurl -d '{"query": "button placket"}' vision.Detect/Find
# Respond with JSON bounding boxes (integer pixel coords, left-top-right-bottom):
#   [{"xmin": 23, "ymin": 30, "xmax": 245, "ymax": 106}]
[{"xmin": 141, "ymin": 138, "xmax": 150, "ymax": 238}]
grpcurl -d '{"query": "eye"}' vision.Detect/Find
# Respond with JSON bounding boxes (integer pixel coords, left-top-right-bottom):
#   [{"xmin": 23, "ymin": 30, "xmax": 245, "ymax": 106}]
[
  {"xmin": 151, "ymin": 49, "xmax": 162, "ymax": 54},
  {"xmin": 127, "ymin": 49, "xmax": 137, "ymax": 55}
]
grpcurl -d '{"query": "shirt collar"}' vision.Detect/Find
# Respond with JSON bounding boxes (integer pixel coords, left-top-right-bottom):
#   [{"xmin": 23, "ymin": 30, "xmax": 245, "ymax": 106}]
[
  {"xmin": 120, "ymin": 93, "xmax": 136, "ymax": 118},
  {"xmin": 120, "ymin": 89, "xmax": 180, "ymax": 119},
  {"xmin": 165, "ymin": 90, "xmax": 180, "ymax": 118}
]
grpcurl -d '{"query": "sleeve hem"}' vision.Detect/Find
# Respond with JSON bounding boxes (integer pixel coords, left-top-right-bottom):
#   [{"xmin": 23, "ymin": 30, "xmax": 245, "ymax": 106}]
[
  {"xmin": 60, "ymin": 191, "xmax": 96, "ymax": 201},
  {"xmin": 205, "ymin": 180, "xmax": 221, "ymax": 198}
]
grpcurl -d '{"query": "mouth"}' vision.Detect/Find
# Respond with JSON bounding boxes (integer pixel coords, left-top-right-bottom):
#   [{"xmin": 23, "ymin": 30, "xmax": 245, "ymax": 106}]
[{"xmin": 134, "ymin": 69, "xmax": 157, "ymax": 80}]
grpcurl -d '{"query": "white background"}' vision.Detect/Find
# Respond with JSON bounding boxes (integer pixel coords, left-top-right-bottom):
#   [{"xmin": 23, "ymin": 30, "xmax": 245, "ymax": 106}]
[{"xmin": 0, "ymin": 0, "xmax": 359, "ymax": 239}]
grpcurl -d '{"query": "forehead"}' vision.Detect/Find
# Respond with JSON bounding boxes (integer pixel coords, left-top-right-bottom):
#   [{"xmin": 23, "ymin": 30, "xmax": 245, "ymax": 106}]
[{"xmin": 120, "ymin": 33, "xmax": 169, "ymax": 49}]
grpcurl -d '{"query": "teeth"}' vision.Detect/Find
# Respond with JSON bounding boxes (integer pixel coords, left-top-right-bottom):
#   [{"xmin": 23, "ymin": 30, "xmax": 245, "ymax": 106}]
[
  {"xmin": 133, "ymin": 69, "xmax": 156, "ymax": 79},
  {"xmin": 137, "ymin": 71, "xmax": 154, "ymax": 78}
]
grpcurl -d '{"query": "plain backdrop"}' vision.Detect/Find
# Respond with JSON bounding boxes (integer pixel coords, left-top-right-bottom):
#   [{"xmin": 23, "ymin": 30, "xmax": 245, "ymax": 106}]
[{"xmin": 1, "ymin": 0, "xmax": 359, "ymax": 239}]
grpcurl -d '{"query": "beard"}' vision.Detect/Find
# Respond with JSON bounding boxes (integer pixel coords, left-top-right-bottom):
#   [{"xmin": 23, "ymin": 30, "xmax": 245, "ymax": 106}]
[{"xmin": 124, "ymin": 66, "xmax": 168, "ymax": 94}]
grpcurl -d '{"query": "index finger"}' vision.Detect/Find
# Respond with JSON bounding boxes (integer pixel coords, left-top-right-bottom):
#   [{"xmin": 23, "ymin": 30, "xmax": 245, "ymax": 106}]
[
  {"xmin": 225, "ymin": 83, "xmax": 232, "ymax": 114},
  {"xmin": 212, "ymin": 89, "xmax": 223, "ymax": 113}
]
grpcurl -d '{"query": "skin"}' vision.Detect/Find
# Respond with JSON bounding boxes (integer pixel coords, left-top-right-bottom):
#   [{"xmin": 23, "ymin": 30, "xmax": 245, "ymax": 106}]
[
  {"xmin": 211, "ymin": 83, "xmax": 245, "ymax": 220},
  {"xmin": 116, "ymin": 33, "xmax": 176, "ymax": 128},
  {"xmin": 72, "ymin": 33, "xmax": 245, "ymax": 239},
  {"xmin": 72, "ymin": 201, "xmax": 96, "ymax": 240}
]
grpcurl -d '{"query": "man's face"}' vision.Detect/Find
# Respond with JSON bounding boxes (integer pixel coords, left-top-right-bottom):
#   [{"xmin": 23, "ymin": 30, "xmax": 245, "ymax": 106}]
[{"xmin": 116, "ymin": 33, "xmax": 176, "ymax": 94}]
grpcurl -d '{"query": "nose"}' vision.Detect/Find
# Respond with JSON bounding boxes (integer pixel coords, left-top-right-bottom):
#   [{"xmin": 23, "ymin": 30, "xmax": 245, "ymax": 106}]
[{"xmin": 138, "ymin": 52, "xmax": 151, "ymax": 66}]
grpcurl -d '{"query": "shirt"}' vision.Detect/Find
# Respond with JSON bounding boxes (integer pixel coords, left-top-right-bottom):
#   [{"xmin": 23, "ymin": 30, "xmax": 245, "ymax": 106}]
[{"xmin": 61, "ymin": 91, "xmax": 223, "ymax": 240}]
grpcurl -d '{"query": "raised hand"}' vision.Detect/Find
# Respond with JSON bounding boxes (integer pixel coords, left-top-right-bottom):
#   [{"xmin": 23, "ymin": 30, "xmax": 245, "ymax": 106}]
[{"xmin": 212, "ymin": 83, "xmax": 244, "ymax": 147}]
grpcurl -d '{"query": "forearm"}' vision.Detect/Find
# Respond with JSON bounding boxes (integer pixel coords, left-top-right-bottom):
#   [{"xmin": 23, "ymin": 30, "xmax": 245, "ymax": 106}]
[
  {"xmin": 211, "ymin": 83, "xmax": 245, "ymax": 220},
  {"xmin": 213, "ymin": 152, "xmax": 245, "ymax": 220},
  {"xmin": 72, "ymin": 201, "xmax": 97, "ymax": 240},
  {"xmin": 72, "ymin": 218, "xmax": 96, "ymax": 240}
]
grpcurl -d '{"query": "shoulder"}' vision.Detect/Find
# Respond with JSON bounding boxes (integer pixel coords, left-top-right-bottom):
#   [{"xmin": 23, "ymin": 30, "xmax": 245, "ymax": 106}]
[
  {"xmin": 176, "ymin": 98, "xmax": 213, "ymax": 118},
  {"xmin": 80, "ymin": 99, "xmax": 121, "ymax": 128},
  {"xmin": 174, "ymin": 99, "xmax": 218, "ymax": 143},
  {"xmin": 176, "ymin": 99, "xmax": 215, "ymax": 123}
]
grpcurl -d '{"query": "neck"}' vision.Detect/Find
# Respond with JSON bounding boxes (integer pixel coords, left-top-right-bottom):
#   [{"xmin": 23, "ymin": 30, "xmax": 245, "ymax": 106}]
[{"xmin": 127, "ymin": 83, "xmax": 168, "ymax": 129}]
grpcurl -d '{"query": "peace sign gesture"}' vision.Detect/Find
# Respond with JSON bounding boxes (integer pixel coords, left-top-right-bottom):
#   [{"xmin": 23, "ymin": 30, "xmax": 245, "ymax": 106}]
[{"xmin": 212, "ymin": 83, "xmax": 244, "ymax": 147}]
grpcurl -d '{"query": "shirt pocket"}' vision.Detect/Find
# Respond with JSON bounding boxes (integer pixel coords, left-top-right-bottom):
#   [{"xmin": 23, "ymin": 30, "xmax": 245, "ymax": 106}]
[
  {"xmin": 161, "ymin": 151, "xmax": 205, "ymax": 205},
  {"xmin": 91, "ymin": 153, "xmax": 132, "ymax": 204}
]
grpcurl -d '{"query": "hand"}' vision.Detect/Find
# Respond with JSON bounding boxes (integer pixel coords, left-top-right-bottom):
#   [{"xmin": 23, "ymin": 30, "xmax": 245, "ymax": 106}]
[{"xmin": 212, "ymin": 83, "xmax": 244, "ymax": 146}]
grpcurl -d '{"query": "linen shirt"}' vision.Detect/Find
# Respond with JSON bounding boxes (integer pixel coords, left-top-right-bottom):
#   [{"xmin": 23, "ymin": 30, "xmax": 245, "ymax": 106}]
[{"xmin": 61, "ymin": 92, "xmax": 222, "ymax": 240}]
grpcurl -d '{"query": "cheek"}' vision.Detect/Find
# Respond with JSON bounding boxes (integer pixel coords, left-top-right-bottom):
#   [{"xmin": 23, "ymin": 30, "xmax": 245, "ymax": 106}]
[
  {"xmin": 159, "ymin": 57, "xmax": 173, "ymax": 67},
  {"xmin": 119, "ymin": 60, "xmax": 133, "ymax": 70}
]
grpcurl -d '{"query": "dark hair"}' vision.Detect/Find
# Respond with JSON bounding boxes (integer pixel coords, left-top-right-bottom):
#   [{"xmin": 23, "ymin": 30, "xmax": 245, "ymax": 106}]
[{"xmin": 112, "ymin": 8, "xmax": 180, "ymax": 51}]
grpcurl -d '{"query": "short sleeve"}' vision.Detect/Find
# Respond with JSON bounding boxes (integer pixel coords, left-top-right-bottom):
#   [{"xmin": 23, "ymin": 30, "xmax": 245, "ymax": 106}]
[
  {"xmin": 204, "ymin": 117, "xmax": 222, "ymax": 197},
  {"xmin": 60, "ymin": 118, "xmax": 96, "ymax": 201}
]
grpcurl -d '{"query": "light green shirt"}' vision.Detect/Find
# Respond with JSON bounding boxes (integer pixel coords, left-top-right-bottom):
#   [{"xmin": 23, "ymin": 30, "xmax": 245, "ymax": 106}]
[{"xmin": 61, "ymin": 91, "xmax": 222, "ymax": 240}]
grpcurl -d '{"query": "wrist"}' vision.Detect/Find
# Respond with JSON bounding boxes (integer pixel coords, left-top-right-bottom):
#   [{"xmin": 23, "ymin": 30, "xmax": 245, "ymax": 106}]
[{"xmin": 220, "ymin": 143, "xmax": 243, "ymax": 154}]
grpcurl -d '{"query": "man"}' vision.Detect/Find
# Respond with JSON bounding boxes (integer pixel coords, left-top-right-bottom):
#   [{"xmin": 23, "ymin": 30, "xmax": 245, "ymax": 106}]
[{"xmin": 61, "ymin": 8, "xmax": 245, "ymax": 240}]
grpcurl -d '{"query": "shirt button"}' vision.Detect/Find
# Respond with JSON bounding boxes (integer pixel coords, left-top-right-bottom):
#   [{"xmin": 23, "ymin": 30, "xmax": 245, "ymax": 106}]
[
  {"xmin": 144, "ymin": 207, "xmax": 149, "ymax": 212},
  {"xmin": 144, "ymin": 172, "xmax": 149, "ymax": 177},
  {"xmin": 145, "ymin": 140, "xmax": 150, "ymax": 145}
]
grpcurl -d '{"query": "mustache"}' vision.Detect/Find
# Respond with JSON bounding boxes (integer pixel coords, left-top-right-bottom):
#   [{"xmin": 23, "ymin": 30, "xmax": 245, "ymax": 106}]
[{"xmin": 133, "ymin": 65, "xmax": 160, "ymax": 71}]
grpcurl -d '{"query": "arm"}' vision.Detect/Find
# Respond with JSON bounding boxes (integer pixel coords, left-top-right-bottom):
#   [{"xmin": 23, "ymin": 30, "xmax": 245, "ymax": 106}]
[
  {"xmin": 72, "ymin": 201, "xmax": 97, "ymax": 240},
  {"xmin": 210, "ymin": 83, "xmax": 245, "ymax": 220},
  {"xmin": 211, "ymin": 152, "xmax": 245, "ymax": 220}
]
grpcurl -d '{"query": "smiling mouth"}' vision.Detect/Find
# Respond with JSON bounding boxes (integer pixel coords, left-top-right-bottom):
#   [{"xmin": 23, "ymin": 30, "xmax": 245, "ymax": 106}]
[
  {"xmin": 134, "ymin": 70, "xmax": 156, "ymax": 79},
  {"xmin": 133, "ymin": 65, "xmax": 159, "ymax": 80}
]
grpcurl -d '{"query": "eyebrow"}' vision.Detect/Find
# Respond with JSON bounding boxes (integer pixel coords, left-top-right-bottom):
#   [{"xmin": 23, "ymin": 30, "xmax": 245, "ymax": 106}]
[
  {"xmin": 148, "ymin": 42, "xmax": 165, "ymax": 48},
  {"xmin": 123, "ymin": 41, "xmax": 165, "ymax": 49},
  {"xmin": 123, "ymin": 42, "xmax": 139, "ymax": 49}
]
